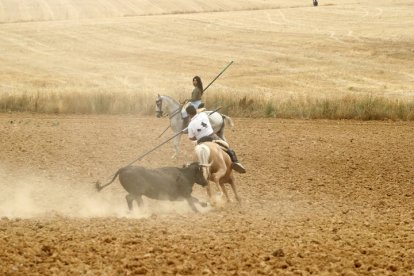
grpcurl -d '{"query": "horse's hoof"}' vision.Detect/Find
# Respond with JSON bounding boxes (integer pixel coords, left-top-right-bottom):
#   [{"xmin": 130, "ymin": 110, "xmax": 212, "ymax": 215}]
[{"xmin": 200, "ymin": 202, "xmax": 208, "ymax": 208}]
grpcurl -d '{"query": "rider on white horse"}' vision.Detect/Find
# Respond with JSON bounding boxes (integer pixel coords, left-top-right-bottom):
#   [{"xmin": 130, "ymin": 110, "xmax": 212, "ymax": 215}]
[{"xmin": 181, "ymin": 76, "xmax": 205, "ymax": 125}]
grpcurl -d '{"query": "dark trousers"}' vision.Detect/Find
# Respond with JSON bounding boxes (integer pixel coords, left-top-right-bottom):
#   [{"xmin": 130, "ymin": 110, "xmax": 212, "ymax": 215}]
[
  {"xmin": 197, "ymin": 135, "xmax": 239, "ymax": 162},
  {"xmin": 226, "ymin": 149, "xmax": 239, "ymax": 163},
  {"xmin": 196, "ymin": 134, "xmax": 220, "ymax": 144}
]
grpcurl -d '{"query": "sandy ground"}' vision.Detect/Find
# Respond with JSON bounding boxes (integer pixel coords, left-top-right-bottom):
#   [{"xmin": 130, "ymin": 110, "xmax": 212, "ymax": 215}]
[{"xmin": 0, "ymin": 114, "xmax": 413, "ymax": 275}]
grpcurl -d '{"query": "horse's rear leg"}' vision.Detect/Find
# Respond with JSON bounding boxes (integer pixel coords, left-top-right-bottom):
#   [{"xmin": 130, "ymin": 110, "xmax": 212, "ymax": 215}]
[
  {"xmin": 211, "ymin": 176, "xmax": 224, "ymax": 197},
  {"xmin": 219, "ymin": 183, "xmax": 231, "ymax": 202},
  {"xmin": 206, "ymin": 182, "xmax": 214, "ymax": 205},
  {"xmin": 205, "ymin": 181, "xmax": 223, "ymax": 206},
  {"xmin": 228, "ymin": 176, "xmax": 241, "ymax": 203}
]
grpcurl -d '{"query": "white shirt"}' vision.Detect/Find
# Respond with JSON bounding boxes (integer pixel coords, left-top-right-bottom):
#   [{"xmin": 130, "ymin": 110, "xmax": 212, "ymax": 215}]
[{"xmin": 187, "ymin": 112, "xmax": 213, "ymax": 141}]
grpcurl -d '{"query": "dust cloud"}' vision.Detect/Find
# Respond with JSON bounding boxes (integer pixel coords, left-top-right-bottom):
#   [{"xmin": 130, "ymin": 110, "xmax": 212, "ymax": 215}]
[{"xmin": 0, "ymin": 166, "xmax": 210, "ymax": 219}]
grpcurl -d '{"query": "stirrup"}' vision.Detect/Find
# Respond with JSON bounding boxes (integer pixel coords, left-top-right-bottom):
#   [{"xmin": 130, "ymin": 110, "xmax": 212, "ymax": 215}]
[{"xmin": 232, "ymin": 162, "xmax": 246, "ymax": 174}]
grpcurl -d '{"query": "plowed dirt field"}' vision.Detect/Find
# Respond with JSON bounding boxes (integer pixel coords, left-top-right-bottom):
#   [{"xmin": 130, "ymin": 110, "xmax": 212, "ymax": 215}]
[{"xmin": 0, "ymin": 114, "xmax": 413, "ymax": 275}]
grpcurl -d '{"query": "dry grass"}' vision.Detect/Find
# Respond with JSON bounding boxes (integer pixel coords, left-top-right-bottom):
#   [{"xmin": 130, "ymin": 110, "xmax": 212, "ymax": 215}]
[
  {"xmin": 0, "ymin": 0, "xmax": 413, "ymax": 119},
  {"xmin": 2, "ymin": 90, "xmax": 414, "ymax": 120},
  {"xmin": 0, "ymin": 91, "xmax": 153, "ymax": 114}
]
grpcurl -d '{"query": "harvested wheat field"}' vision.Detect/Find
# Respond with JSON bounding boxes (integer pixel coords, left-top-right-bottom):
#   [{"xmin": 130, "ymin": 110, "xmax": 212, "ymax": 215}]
[
  {"xmin": 1, "ymin": 0, "xmax": 414, "ymax": 275},
  {"xmin": 1, "ymin": 0, "xmax": 413, "ymax": 101}
]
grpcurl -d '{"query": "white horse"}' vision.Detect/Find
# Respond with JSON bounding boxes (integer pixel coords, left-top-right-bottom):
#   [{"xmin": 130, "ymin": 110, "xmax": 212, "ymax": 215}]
[{"xmin": 155, "ymin": 95, "xmax": 234, "ymax": 158}]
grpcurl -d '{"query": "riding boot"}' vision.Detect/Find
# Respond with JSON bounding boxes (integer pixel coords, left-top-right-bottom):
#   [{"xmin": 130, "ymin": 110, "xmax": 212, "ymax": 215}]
[{"xmin": 227, "ymin": 149, "xmax": 246, "ymax": 174}]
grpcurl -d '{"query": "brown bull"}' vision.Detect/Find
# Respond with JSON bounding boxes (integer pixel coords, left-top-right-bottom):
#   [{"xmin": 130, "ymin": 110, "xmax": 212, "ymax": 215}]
[{"xmin": 194, "ymin": 141, "xmax": 241, "ymax": 203}]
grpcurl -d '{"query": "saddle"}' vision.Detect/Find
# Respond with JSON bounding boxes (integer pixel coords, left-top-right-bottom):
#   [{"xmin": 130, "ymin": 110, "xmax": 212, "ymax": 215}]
[
  {"xmin": 181, "ymin": 101, "xmax": 206, "ymax": 118},
  {"xmin": 197, "ymin": 136, "xmax": 229, "ymax": 150},
  {"xmin": 213, "ymin": 139, "xmax": 229, "ymax": 150}
]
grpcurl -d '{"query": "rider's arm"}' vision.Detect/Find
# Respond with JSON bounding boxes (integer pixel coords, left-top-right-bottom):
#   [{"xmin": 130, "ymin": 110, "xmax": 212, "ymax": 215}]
[{"xmin": 187, "ymin": 123, "xmax": 196, "ymax": 140}]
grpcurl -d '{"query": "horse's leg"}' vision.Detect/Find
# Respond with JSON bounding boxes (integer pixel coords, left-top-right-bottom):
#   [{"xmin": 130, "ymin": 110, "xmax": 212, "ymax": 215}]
[
  {"xmin": 209, "ymin": 171, "xmax": 227, "ymax": 205},
  {"xmin": 210, "ymin": 179, "xmax": 224, "ymax": 204},
  {"xmin": 171, "ymin": 114, "xmax": 185, "ymax": 159},
  {"xmin": 219, "ymin": 183, "xmax": 231, "ymax": 202},
  {"xmin": 206, "ymin": 182, "xmax": 215, "ymax": 205},
  {"xmin": 228, "ymin": 175, "xmax": 241, "ymax": 203},
  {"xmin": 172, "ymin": 133, "xmax": 181, "ymax": 159},
  {"xmin": 209, "ymin": 152, "xmax": 229, "ymax": 202}
]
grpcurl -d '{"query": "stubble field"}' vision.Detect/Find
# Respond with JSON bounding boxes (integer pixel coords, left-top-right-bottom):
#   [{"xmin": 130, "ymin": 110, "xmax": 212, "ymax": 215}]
[{"xmin": 1, "ymin": 0, "xmax": 413, "ymax": 101}]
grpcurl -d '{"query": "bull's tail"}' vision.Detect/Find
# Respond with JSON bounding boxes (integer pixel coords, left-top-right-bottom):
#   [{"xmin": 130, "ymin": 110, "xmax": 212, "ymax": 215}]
[
  {"xmin": 222, "ymin": 114, "xmax": 234, "ymax": 128},
  {"xmin": 95, "ymin": 169, "xmax": 121, "ymax": 192}
]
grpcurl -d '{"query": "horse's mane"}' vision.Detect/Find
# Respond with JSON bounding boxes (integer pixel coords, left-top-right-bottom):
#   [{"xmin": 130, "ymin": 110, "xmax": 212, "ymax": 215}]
[{"xmin": 161, "ymin": 95, "xmax": 180, "ymax": 106}]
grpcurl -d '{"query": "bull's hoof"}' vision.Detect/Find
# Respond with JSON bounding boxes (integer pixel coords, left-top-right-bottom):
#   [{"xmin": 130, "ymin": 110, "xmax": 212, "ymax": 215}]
[{"xmin": 199, "ymin": 201, "xmax": 208, "ymax": 208}]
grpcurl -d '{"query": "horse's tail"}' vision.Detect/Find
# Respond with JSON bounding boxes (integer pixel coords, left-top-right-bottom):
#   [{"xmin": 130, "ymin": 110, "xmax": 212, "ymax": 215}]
[
  {"xmin": 195, "ymin": 143, "xmax": 211, "ymax": 166},
  {"xmin": 222, "ymin": 114, "xmax": 234, "ymax": 128},
  {"xmin": 195, "ymin": 143, "xmax": 212, "ymax": 180}
]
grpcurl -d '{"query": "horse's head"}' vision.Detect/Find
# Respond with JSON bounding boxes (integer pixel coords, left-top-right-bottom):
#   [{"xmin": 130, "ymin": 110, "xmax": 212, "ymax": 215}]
[{"xmin": 155, "ymin": 95, "xmax": 163, "ymax": 118}]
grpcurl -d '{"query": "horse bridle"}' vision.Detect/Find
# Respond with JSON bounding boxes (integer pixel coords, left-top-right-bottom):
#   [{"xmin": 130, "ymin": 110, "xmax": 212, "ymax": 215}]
[
  {"xmin": 155, "ymin": 96, "xmax": 183, "ymax": 119},
  {"xmin": 155, "ymin": 97, "xmax": 163, "ymax": 117}
]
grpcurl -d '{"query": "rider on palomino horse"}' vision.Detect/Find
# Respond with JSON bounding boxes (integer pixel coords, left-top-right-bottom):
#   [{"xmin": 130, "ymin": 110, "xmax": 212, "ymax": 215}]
[{"xmin": 186, "ymin": 105, "xmax": 246, "ymax": 174}]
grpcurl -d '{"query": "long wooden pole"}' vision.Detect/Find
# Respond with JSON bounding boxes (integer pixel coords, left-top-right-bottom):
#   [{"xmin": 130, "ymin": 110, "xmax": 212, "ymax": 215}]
[{"xmin": 96, "ymin": 107, "xmax": 222, "ymax": 191}]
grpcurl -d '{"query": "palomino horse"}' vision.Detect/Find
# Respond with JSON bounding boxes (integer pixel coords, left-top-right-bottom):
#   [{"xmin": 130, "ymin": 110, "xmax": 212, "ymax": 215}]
[
  {"xmin": 155, "ymin": 94, "xmax": 234, "ymax": 158},
  {"xmin": 195, "ymin": 141, "xmax": 241, "ymax": 204}
]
